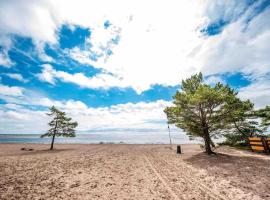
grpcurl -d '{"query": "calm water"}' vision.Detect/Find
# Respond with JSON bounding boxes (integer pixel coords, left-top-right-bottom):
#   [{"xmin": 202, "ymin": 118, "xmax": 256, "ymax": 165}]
[{"xmin": 0, "ymin": 132, "xmax": 200, "ymax": 144}]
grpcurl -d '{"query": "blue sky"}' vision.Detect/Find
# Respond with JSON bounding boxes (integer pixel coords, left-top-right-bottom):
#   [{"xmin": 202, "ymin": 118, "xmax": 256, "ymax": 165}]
[{"xmin": 0, "ymin": 0, "xmax": 270, "ymax": 134}]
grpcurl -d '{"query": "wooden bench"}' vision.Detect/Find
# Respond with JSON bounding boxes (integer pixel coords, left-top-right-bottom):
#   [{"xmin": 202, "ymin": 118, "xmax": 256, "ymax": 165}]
[
  {"xmin": 248, "ymin": 137, "xmax": 267, "ymax": 153},
  {"xmin": 265, "ymin": 138, "xmax": 270, "ymax": 153}
]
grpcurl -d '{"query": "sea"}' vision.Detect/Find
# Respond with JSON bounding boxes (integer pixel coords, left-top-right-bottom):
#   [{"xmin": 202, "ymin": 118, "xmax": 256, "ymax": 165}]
[{"xmin": 0, "ymin": 131, "xmax": 201, "ymax": 144}]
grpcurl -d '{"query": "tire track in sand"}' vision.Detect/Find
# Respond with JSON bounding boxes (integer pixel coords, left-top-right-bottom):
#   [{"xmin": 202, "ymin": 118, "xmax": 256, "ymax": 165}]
[
  {"xmin": 159, "ymin": 155, "xmax": 227, "ymax": 200},
  {"xmin": 145, "ymin": 153, "xmax": 228, "ymax": 200},
  {"xmin": 144, "ymin": 155, "xmax": 181, "ymax": 200}
]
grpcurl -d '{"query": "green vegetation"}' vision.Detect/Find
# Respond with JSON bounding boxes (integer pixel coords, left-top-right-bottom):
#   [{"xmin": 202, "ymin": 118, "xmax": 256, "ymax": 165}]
[
  {"xmin": 256, "ymin": 106, "xmax": 270, "ymax": 128},
  {"xmin": 222, "ymin": 98, "xmax": 263, "ymax": 146},
  {"xmin": 41, "ymin": 106, "xmax": 78, "ymax": 150},
  {"xmin": 164, "ymin": 73, "xmax": 268, "ymax": 154}
]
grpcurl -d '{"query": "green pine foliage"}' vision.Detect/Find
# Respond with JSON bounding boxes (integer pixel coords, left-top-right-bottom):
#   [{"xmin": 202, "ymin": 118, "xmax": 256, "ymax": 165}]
[
  {"xmin": 41, "ymin": 106, "xmax": 78, "ymax": 150},
  {"xmin": 256, "ymin": 105, "xmax": 270, "ymax": 128},
  {"xmin": 222, "ymin": 98, "xmax": 263, "ymax": 146}
]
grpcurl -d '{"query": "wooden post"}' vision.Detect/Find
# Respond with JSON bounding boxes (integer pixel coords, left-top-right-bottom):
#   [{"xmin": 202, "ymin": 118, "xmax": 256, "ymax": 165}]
[
  {"xmin": 167, "ymin": 123, "xmax": 172, "ymax": 149},
  {"xmin": 177, "ymin": 145, "xmax": 181, "ymax": 154}
]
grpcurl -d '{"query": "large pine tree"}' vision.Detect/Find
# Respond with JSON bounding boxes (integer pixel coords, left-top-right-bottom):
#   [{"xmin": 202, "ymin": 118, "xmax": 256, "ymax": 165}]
[
  {"xmin": 164, "ymin": 73, "xmax": 238, "ymax": 154},
  {"xmin": 41, "ymin": 106, "xmax": 78, "ymax": 150}
]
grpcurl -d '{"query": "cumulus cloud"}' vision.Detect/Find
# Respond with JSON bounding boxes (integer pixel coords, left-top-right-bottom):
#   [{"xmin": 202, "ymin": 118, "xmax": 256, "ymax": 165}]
[
  {"xmin": 204, "ymin": 75, "xmax": 225, "ymax": 85},
  {"xmin": 195, "ymin": 1, "xmax": 270, "ymax": 78},
  {"xmin": 0, "ymin": 0, "xmax": 204, "ymax": 91},
  {"xmin": 1, "ymin": 0, "xmax": 270, "ymax": 94},
  {"xmin": 0, "ymin": 83, "xmax": 172, "ymax": 133},
  {"xmin": 0, "ymin": 107, "xmax": 49, "ymax": 134},
  {"xmin": 1, "ymin": 0, "xmax": 270, "ymax": 134},
  {"xmin": 0, "ymin": 84, "xmax": 24, "ymax": 96},
  {"xmin": 4, "ymin": 73, "xmax": 28, "ymax": 83},
  {"xmin": 0, "ymin": 97, "xmax": 171, "ymax": 134},
  {"xmin": 37, "ymin": 64, "xmax": 136, "ymax": 92},
  {"xmin": 0, "ymin": 0, "xmax": 58, "ymax": 44},
  {"xmin": 30, "ymin": 98, "xmax": 88, "ymax": 110},
  {"xmin": 238, "ymin": 77, "xmax": 270, "ymax": 108},
  {"xmin": 0, "ymin": 50, "xmax": 13, "ymax": 67},
  {"xmin": 69, "ymin": 100, "xmax": 171, "ymax": 131},
  {"xmin": 37, "ymin": 64, "xmax": 56, "ymax": 84},
  {"xmin": 200, "ymin": 0, "xmax": 253, "ymax": 25},
  {"xmin": 54, "ymin": 71, "xmax": 126, "ymax": 90}
]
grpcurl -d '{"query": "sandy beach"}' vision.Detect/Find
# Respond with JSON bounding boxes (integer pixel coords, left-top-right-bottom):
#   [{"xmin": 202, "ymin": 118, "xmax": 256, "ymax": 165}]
[{"xmin": 1, "ymin": 144, "xmax": 270, "ymax": 200}]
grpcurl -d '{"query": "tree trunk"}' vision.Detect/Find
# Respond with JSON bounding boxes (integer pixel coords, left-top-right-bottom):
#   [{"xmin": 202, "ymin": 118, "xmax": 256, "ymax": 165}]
[
  {"xmin": 210, "ymin": 138, "xmax": 215, "ymax": 148},
  {"xmin": 50, "ymin": 133, "xmax": 56, "ymax": 150},
  {"xmin": 204, "ymin": 128, "xmax": 214, "ymax": 155},
  {"xmin": 50, "ymin": 120, "xmax": 58, "ymax": 150}
]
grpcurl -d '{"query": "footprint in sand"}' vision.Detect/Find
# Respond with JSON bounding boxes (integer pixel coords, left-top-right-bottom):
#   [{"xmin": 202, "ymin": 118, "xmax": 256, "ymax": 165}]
[{"xmin": 70, "ymin": 181, "xmax": 80, "ymax": 188}]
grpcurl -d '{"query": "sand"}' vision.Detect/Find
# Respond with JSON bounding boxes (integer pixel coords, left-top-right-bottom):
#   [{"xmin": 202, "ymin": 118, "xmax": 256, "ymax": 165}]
[{"xmin": 0, "ymin": 143, "xmax": 270, "ymax": 200}]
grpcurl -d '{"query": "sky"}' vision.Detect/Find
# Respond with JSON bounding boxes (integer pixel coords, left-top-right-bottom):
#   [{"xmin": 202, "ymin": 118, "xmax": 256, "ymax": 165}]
[{"xmin": 0, "ymin": 0, "xmax": 270, "ymax": 134}]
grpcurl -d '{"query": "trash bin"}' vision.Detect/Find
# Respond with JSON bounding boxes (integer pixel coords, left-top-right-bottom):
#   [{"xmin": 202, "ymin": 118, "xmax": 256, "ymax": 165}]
[{"xmin": 177, "ymin": 145, "xmax": 181, "ymax": 154}]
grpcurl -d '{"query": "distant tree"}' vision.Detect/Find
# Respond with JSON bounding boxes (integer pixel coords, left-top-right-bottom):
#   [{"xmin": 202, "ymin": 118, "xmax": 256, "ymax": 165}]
[
  {"xmin": 164, "ymin": 73, "xmax": 238, "ymax": 154},
  {"xmin": 41, "ymin": 106, "xmax": 78, "ymax": 150},
  {"xmin": 223, "ymin": 98, "xmax": 263, "ymax": 146}
]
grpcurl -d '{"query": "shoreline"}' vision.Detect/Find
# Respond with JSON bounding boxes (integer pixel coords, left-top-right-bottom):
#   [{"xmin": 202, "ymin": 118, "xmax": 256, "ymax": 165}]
[
  {"xmin": 0, "ymin": 142, "xmax": 201, "ymax": 144},
  {"xmin": 0, "ymin": 133, "xmax": 203, "ymax": 145}
]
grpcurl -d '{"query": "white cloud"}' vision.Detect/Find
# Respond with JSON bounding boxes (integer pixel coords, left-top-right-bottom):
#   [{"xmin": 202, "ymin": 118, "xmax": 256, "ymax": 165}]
[
  {"xmin": 34, "ymin": 41, "xmax": 54, "ymax": 62},
  {"xmin": 1, "ymin": 0, "xmax": 269, "ymax": 94},
  {"xmin": 200, "ymin": 0, "xmax": 252, "ymax": 25},
  {"xmin": 0, "ymin": 87, "xmax": 172, "ymax": 134},
  {"xmin": 2, "ymin": 103, "xmax": 25, "ymax": 110},
  {"xmin": 37, "ymin": 64, "xmax": 136, "ymax": 92},
  {"xmin": 194, "ymin": 2, "xmax": 270, "ymax": 78},
  {"xmin": 57, "ymin": 1, "xmax": 270, "ymax": 95},
  {"xmin": 59, "ymin": 1, "xmax": 270, "ymax": 94},
  {"xmin": 0, "ymin": 107, "xmax": 48, "ymax": 134},
  {"xmin": 64, "ymin": 47, "xmax": 96, "ymax": 66},
  {"xmin": 4, "ymin": 73, "xmax": 28, "ymax": 83},
  {"xmin": 64, "ymin": 100, "xmax": 171, "ymax": 131},
  {"xmin": 55, "ymin": 71, "xmax": 126, "ymax": 90},
  {"xmin": 37, "ymin": 64, "xmax": 56, "ymax": 84},
  {"xmin": 204, "ymin": 75, "xmax": 225, "ymax": 85},
  {"xmin": 0, "ymin": 0, "xmax": 205, "ymax": 92},
  {"xmin": 0, "ymin": 50, "xmax": 13, "ymax": 67},
  {"xmin": 0, "ymin": 0, "xmax": 270, "ymax": 128},
  {"xmin": 0, "ymin": 0, "xmax": 58, "ymax": 44},
  {"xmin": 238, "ymin": 78, "xmax": 270, "ymax": 108},
  {"xmin": 0, "ymin": 98, "xmax": 171, "ymax": 134},
  {"xmin": 0, "ymin": 84, "xmax": 23, "ymax": 96},
  {"xmin": 30, "ymin": 98, "xmax": 88, "ymax": 111}
]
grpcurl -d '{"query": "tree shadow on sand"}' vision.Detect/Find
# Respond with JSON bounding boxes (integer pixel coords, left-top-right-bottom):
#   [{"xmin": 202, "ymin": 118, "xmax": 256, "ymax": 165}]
[
  {"xmin": 18, "ymin": 148, "xmax": 75, "ymax": 156},
  {"xmin": 184, "ymin": 152, "xmax": 270, "ymax": 199}
]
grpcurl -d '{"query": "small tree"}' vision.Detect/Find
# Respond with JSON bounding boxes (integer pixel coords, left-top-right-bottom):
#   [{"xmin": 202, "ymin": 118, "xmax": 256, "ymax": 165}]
[
  {"xmin": 164, "ymin": 73, "xmax": 238, "ymax": 154},
  {"xmin": 41, "ymin": 106, "xmax": 78, "ymax": 150}
]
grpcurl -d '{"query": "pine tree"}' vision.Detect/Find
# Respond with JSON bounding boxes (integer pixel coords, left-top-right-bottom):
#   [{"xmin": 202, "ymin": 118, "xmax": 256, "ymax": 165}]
[
  {"xmin": 41, "ymin": 106, "xmax": 78, "ymax": 150},
  {"xmin": 164, "ymin": 73, "xmax": 238, "ymax": 154}
]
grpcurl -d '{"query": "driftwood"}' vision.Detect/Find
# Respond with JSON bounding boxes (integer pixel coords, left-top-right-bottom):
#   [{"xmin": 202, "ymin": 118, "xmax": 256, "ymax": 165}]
[{"xmin": 21, "ymin": 148, "xmax": 34, "ymax": 151}]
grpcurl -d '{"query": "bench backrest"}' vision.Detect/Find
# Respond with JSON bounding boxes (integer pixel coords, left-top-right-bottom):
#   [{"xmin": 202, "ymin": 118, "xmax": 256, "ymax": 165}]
[
  {"xmin": 265, "ymin": 138, "xmax": 270, "ymax": 150},
  {"xmin": 248, "ymin": 137, "xmax": 267, "ymax": 152}
]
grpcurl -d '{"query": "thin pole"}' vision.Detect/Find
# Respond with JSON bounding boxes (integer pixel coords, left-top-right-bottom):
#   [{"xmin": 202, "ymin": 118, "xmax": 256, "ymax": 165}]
[{"xmin": 167, "ymin": 123, "xmax": 172, "ymax": 148}]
